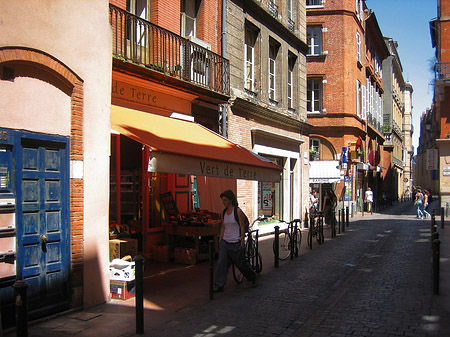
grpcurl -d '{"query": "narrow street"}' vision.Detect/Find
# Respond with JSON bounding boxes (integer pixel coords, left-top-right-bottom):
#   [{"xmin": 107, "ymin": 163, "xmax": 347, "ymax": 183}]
[{"xmin": 148, "ymin": 201, "xmax": 450, "ymax": 337}]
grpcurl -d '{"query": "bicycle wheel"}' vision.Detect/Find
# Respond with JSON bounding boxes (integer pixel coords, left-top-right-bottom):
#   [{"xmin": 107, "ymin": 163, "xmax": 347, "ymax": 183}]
[
  {"xmin": 232, "ymin": 262, "xmax": 244, "ymax": 284},
  {"xmin": 273, "ymin": 230, "xmax": 291, "ymax": 260},
  {"xmin": 247, "ymin": 239, "xmax": 263, "ymax": 273}
]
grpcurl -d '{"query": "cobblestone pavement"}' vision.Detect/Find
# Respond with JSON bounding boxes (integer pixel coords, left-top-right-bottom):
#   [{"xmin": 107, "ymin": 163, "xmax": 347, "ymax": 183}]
[
  {"xmin": 148, "ymin": 201, "xmax": 450, "ymax": 337},
  {"xmin": 7, "ymin": 201, "xmax": 450, "ymax": 337}
]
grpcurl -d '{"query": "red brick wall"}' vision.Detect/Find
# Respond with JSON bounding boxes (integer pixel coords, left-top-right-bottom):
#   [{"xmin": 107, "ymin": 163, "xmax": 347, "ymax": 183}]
[{"xmin": 0, "ymin": 47, "xmax": 84, "ymax": 308}]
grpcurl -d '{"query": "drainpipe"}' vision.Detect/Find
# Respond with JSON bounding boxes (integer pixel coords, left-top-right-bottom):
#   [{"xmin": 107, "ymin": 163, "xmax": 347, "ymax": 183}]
[
  {"xmin": 363, "ymin": 8, "xmax": 373, "ymax": 199},
  {"xmin": 221, "ymin": 0, "xmax": 228, "ymax": 138}
]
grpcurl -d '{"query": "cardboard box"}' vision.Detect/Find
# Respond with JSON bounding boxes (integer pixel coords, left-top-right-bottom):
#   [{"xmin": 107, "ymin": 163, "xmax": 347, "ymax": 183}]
[
  {"xmin": 110, "ymin": 259, "xmax": 135, "ymax": 281},
  {"xmin": 151, "ymin": 245, "xmax": 169, "ymax": 262},
  {"xmin": 110, "ymin": 280, "xmax": 135, "ymax": 300},
  {"xmin": 109, "ymin": 239, "xmax": 138, "ymax": 261},
  {"xmin": 174, "ymin": 247, "xmax": 197, "ymax": 265}
]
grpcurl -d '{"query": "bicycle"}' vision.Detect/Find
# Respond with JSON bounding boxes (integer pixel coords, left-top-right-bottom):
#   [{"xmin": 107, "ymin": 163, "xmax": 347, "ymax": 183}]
[
  {"xmin": 272, "ymin": 219, "xmax": 302, "ymax": 260},
  {"xmin": 308, "ymin": 211, "xmax": 324, "ymax": 248},
  {"xmin": 232, "ymin": 216, "xmax": 264, "ymax": 284}
]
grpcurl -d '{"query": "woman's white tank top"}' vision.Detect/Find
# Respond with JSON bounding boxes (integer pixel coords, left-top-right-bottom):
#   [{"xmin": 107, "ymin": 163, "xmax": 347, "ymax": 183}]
[{"xmin": 222, "ymin": 209, "xmax": 241, "ymax": 243}]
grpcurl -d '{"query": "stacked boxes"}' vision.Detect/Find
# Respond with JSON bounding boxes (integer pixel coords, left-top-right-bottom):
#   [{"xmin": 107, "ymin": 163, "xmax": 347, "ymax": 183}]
[
  {"xmin": 109, "ymin": 238, "xmax": 138, "ymax": 261},
  {"xmin": 109, "ymin": 258, "xmax": 136, "ymax": 300},
  {"xmin": 110, "ymin": 280, "xmax": 135, "ymax": 300}
]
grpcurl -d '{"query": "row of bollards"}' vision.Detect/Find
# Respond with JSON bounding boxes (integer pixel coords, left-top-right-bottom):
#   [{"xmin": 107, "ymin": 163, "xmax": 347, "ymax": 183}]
[{"xmin": 431, "ymin": 210, "xmax": 441, "ymax": 295}]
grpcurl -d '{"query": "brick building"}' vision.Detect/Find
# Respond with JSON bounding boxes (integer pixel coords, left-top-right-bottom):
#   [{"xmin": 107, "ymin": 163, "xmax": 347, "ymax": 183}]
[
  {"xmin": 428, "ymin": 0, "xmax": 450, "ymax": 206},
  {"xmin": 224, "ymin": 0, "xmax": 311, "ymax": 225},
  {"xmin": 306, "ymin": 0, "xmax": 389, "ymax": 212}
]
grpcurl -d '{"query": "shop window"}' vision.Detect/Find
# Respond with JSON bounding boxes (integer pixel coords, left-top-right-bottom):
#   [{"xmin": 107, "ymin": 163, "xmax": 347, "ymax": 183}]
[{"xmin": 258, "ymin": 157, "xmax": 283, "ymax": 218}]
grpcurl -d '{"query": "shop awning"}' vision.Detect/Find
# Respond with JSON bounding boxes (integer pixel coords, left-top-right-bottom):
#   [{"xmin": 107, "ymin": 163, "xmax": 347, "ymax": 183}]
[
  {"xmin": 111, "ymin": 106, "xmax": 282, "ymax": 182},
  {"xmin": 309, "ymin": 160, "xmax": 342, "ymax": 184}
]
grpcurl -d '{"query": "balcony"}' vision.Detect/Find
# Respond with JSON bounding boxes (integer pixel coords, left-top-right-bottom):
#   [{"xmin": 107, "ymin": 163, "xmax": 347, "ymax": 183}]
[
  {"xmin": 435, "ymin": 62, "xmax": 450, "ymax": 83},
  {"xmin": 109, "ymin": 4, "xmax": 230, "ymax": 96},
  {"xmin": 268, "ymin": 0, "xmax": 278, "ymax": 19}
]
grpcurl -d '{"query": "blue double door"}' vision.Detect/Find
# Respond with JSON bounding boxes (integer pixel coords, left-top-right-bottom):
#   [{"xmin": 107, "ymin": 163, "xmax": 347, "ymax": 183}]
[{"xmin": 14, "ymin": 131, "xmax": 70, "ymax": 318}]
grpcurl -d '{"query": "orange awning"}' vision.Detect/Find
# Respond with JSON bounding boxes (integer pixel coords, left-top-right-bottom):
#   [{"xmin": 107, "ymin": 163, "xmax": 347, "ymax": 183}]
[{"xmin": 111, "ymin": 106, "xmax": 281, "ymax": 182}]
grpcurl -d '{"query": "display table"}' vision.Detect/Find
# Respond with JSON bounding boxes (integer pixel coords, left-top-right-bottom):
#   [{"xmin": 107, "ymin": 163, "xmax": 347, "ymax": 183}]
[{"xmin": 165, "ymin": 223, "xmax": 220, "ymax": 261}]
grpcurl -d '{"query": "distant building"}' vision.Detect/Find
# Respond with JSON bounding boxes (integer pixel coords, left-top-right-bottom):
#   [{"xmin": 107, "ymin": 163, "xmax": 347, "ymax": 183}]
[
  {"xmin": 429, "ymin": 0, "xmax": 450, "ymax": 204},
  {"xmin": 306, "ymin": 0, "xmax": 389, "ymax": 212}
]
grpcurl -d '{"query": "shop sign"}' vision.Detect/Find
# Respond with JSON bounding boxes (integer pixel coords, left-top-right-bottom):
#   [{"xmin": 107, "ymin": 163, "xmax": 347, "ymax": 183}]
[
  {"xmin": 261, "ymin": 182, "xmax": 272, "ymax": 210},
  {"xmin": 443, "ymin": 166, "xmax": 450, "ymax": 176},
  {"xmin": 148, "ymin": 152, "xmax": 281, "ymax": 182},
  {"xmin": 344, "ymin": 175, "xmax": 353, "ymax": 201}
]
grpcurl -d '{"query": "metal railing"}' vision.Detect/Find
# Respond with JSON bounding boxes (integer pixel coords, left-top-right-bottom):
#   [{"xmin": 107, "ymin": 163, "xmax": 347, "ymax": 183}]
[
  {"xmin": 109, "ymin": 4, "xmax": 230, "ymax": 96},
  {"xmin": 435, "ymin": 62, "xmax": 450, "ymax": 81}
]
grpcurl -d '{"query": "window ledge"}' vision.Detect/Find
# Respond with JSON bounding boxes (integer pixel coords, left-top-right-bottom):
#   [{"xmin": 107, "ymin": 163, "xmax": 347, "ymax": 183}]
[
  {"xmin": 269, "ymin": 99, "xmax": 278, "ymax": 106},
  {"xmin": 307, "ymin": 54, "xmax": 327, "ymax": 61},
  {"xmin": 244, "ymin": 88, "xmax": 258, "ymax": 98}
]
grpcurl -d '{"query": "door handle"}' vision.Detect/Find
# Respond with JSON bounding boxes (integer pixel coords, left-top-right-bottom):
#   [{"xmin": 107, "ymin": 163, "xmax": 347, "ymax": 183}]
[{"xmin": 40, "ymin": 234, "xmax": 48, "ymax": 243}]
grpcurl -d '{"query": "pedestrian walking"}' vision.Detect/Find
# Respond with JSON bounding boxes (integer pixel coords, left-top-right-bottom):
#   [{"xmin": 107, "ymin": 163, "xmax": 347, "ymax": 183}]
[
  {"xmin": 213, "ymin": 190, "xmax": 258, "ymax": 292},
  {"xmin": 365, "ymin": 187, "xmax": 374, "ymax": 214},
  {"xmin": 310, "ymin": 190, "xmax": 319, "ymax": 215},
  {"xmin": 323, "ymin": 190, "xmax": 337, "ymax": 229},
  {"xmin": 415, "ymin": 188, "xmax": 425, "ymax": 219},
  {"xmin": 423, "ymin": 189, "xmax": 431, "ymax": 218}
]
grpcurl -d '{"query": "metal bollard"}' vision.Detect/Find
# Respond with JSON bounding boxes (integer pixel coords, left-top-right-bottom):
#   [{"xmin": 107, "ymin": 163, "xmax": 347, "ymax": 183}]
[
  {"xmin": 13, "ymin": 280, "xmax": 29, "ymax": 337},
  {"xmin": 135, "ymin": 255, "xmax": 144, "ymax": 334},
  {"xmin": 341, "ymin": 208, "xmax": 345, "ymax": 233},
  {"xmin": 290, "ymin": 222, "xmax": 294, "ymax": 260},
  {"xmin": 274, "ymin": 226, "xmax": 280, "ymax": 267},
  {"xmin": 346, "ymin": 207, "xmax": 349, "ymax": 227},
  {"xmin": 431, "ymin": 211, "xmax": 436, "ymax": 236},
  {"xmin": 332, "ymin": 210, "xmax": 336, "ymax": 238},
  {"xmin": 432, "ymin": 236, "xmax": 440, "ymax": 295},
  {"xmin": 446, "ymin": 202, "xmax": 449, "ymax": 217},
  {"xmin": 441, "ymin": 207, "xmax": 445, "ymax": 229},
  {"xmin": 338, "ymin": 209, "xmax": 341, "ymax": 234},
  {"xmin": 308, "ymin": 217, "xmax": 313, "ymax": 250},
  {"xmin": 209, "ymin": 240, "xmax": 214, "ymax": 299}
]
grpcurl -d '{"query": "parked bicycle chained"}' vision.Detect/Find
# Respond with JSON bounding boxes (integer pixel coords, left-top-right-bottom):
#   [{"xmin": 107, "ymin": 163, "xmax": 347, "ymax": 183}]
[
  {"xmin": 272, "ymin": 219, "xmax": 302, "ymax": 260},
  {"xmin": 232, "ymin": 216, "xmax": 265, "ymax": 284},
  {"xmin": 308, "ymin": 210, "xmax": 324, "ymax": 248}
]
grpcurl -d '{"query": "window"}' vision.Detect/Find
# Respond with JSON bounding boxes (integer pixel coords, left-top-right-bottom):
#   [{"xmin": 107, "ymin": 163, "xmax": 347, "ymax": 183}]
[
  {"xmin": 245, "ymin": 26, "xmax": 257, "ymax": 92},
  {"xmin": 307, "ymin": 78, "xmax": 322, "ymax": 113},
  {"xmin": 288, "ymin": 53, "xmax": 296, "ymax": 110},
  {"xmin": 181, "ymin": 0, "xmax": 200, "ymax": 37},
  {"xmin": 309, "ymin": 139, "xmax": 320, "ymax": 161},
  {"xmin": 269, "ymin": 42, "xmax": 279, "ymax": 101},
  {"xmin": 306, "ymin": 0, "xmax": 322, "ymax": 6},
  {"xmin": 361, "ymin": 84, "xmax": 367, "ymax": 120},
  {"xmin": 288, "ymin": 0, "xmax": 293, "ymax": 20},
  {"xmin": 307, "ymin": 27, "xmax": 322, "ymax": 55},
  {"xmin": 356, "ymin": 32, "xmax": 361, "ymax": 63},
  {"xmin": 356, "ymin": 80, "xmax": 361, "ymax": 117},
  {"xmin": 127, "ymin": 0, "xmax": 149, "ymax": 45}
]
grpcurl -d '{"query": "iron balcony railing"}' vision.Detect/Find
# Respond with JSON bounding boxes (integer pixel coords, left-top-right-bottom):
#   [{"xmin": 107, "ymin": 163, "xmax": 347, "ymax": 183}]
[
  {"xmin": 435, "ymin": 62, "xmax": 450, "ymax": 82},
  {"xmin": 109, "ymin": 4, "xmax": 230, "ymax": 96}
]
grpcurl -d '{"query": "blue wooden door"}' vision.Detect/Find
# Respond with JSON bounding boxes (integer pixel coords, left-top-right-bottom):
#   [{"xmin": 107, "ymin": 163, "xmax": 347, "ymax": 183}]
[{"xmin": 15, "ymin": 132, "xmax": 70, "ymax": 316}]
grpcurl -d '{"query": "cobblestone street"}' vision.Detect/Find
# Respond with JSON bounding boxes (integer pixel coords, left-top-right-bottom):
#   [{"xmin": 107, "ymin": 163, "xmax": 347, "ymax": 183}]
[
  {"xmin": 14, "ymin": 201, "xmax": 450, "ymax": 337},
  {"xmin": 148, "ymin": 201, "xmax": 450, "ymax": 337}
]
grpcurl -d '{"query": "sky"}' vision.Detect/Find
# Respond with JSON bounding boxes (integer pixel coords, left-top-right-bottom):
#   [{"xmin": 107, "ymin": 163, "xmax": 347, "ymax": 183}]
[{"xmin": 366, "ymin": 0, "xmax": 437, "ymax": 154}]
